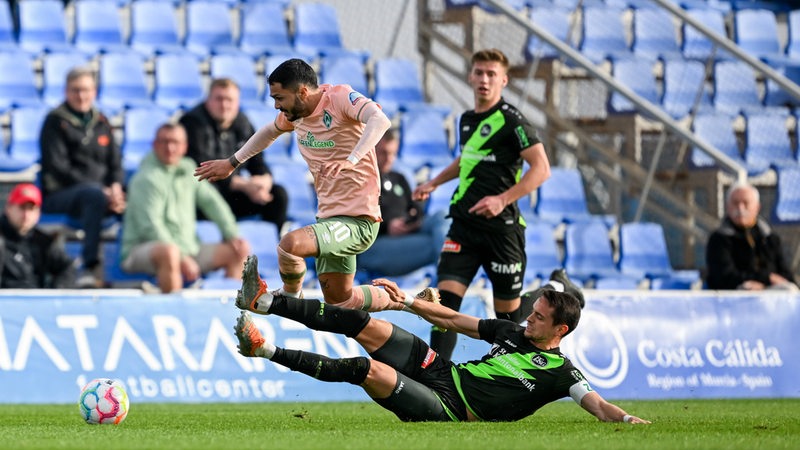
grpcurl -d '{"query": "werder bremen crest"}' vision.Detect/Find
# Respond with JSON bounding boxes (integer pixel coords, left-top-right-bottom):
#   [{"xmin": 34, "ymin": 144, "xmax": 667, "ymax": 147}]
[{"xmin": 323, "ymin": 110, "xmax": 332, "ymax": 128}]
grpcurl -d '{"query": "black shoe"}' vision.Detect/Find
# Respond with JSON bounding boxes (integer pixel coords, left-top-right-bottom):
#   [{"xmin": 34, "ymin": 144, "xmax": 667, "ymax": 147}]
[{"xmin": 549, "ymin": 269, "xmax": 585, "ymax": 309}]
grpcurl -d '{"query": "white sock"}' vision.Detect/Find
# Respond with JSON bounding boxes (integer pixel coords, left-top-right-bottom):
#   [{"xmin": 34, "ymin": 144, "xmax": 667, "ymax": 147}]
[{"xmin": 254, "ymin": 341, "xmax": 276, "ymax": 359}]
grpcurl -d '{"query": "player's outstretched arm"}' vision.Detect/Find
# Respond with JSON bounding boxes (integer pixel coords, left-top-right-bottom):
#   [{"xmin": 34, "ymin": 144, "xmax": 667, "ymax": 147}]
[
  {"xmin": 372, "ymin": 278, "xmax": 480, "ymax": 339},
  {"xmin": 579, "ymin": 391, "xmax": 651, "ymax": 424},
  {"xmin": 195, "ymin": 122, "xmax": 283, "ymax": 182}
]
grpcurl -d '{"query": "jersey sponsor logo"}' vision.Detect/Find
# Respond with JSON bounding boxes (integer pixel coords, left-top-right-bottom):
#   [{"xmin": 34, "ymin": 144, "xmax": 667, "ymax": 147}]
[
  {"xmin": 503, "ymin": 339, "xmax": 518, "ymax": 348},
  {"xmin": 298, "ymin": 131, "xmax": 335, "ymax": 148},
  {"xmin": 531, "ymin": 354, "xmax": 548, "ymax": 367},
  {"xmin": 322, "ymin": 110, "xmax": 332, "ymax": 129},
  {"xmin": 442, "ymin": 239, "xmax": 461, "ymax": 253},
  {"xmin": 490, "ymin": 261, "xmax": 522, "ymax": 274},
  {"xmin": 348, "ymin": 91, "xmax": 365, "ymax": 105},
  {"xmin": 421, "ymin": 348, "xmax": 437, "ymax": 368}
]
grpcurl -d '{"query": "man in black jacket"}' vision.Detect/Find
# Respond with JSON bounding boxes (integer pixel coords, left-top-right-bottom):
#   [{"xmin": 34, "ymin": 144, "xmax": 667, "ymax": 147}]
[
  {"xmin": 1, "ymin": 183, "xmax": 75, "ymax": 288},
  {"xmin": 39, "ymin": 66, "xmax": 125, "ymax": 287},
  {"xmin": 706, "ymin": 182, "xmax": 797, "ymax": 290},
  {"xmin": 180, "ymin": 78, "xmax": 289, "ymax": 235}
]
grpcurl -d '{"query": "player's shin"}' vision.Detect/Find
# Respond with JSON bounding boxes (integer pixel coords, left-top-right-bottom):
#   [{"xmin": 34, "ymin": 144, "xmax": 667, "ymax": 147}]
[
  {"xmin": 270, "ymin": 349, "xmax": 370, "ymax": 384},
  {"xmin": 269, "ymin": 296, "xmax": 371, "ymax": 338}
]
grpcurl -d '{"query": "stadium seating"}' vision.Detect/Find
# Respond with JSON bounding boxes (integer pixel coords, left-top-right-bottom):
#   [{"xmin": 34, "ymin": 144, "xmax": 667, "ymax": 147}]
[
  {"xmin": 373, "ymin": 58, "xmax": 427, "ymax": 116},
  {"xmin": 424, "ymin": 172, "xmax": 459, "ymax": 216},
  {"xmin": 153, "ymin": 53, "xmax": 205, "ymax": 111},
  {"xmin": 237, "ymin": 220, "xmax": 280, "ymax": 277},
  {"xmin": 0, "ymin": 50, "xmax": 42, "ymax": 112},
  {"xmin": 184, "ymin": 1, "xmax": 239, "ymax": 58},
  {"xmin": 533, "ymin": 167, "xmax": 615, "ymax": 226},
  {"xmin": 0, "ymin": 0, "xmax": 16, "ymax": 51},
  {"xmin": 42, "ymin": 51, "xmax": 91, "ymax": 107},
  {"xmin": 293, "ymin": 2, "xmax": 344, "ymax": 56},
  {"xmin": 525, "ymin": 7, "xmax": 573, "ymax": 61},
  {"xmin": 608, "ymin": 58, "xmax": 659, "ymax": 113},
  {"xmin": 772, "ymin": 166, "xmax": 800, "ymax": 224},
  {"xmin": 712, "ymin": 60, "xmax": 762, "ymax": 116},
  {"xmin": 241, "ymin": 106, "xmax": 294, "ymax": 164},
  {"xmin": 398, "ymin": 109, "xmax": 453, "ymax": 168},
  {"xmin": 593, "ymin": 275, "xmax": 641, "ymax": 290},
  {"xmin": 661, "ymin": 58, "xmax": 712, "ymax": 119},
  {"xmin": 682, "ymin": 8, "xmax": 730, "ymax": 60},
  {"xmin": 209, "ymin": 53, "xmax": 263, "ymax": 109},
  {"xmin": 742, "ymin": 111, "xmax": 796, "ymax": 176},
  {"xmin": 96, "ymin": 51, "xmax": 153, "ymax": 115},
  {"xmin": 7, "ymin": 106, "xmax": 50, "ymax": 168},
  {"xmin": 319, "ymin": 52, "xmax": 369, "ymax": 95},
  {"xmin": 73, "ymin": 0, "xmax": 128, "ymax": 54},
  {"xmin": 689, "ymin": 113, "xmax": 744, "ymax": 169},
  {"xmin": 239, "ymin": 2, "xmax": 293, "ymax": 57},
  {"xmin": 523, "ymin": 222, "xmax": 562, "ymax": 288},
  {"xmin": 17, "ymin": 0, "xmax": 71, "ymax": 55},
  {"xmin": 129, "ymin": 0, "xmax": 185, "ymax": 57},
  {"xmin": 121, "ymin": 106, "xmax": 174, "ymax": 177},
  {"xmin": 631, "ymin": 7, "xmax": 681, "ymax": 61},
  {"xmin": 563, "ymin": 221, "xmax": 621, "ymax": 283},
  {"xmin": 733, "ymin": 8, "xmax": 782, "ymax": 60},
  {"xmin": 786, "ymin": 9, "xmax": 800, "ymax": 61},
  {"xmin": 269, "ymin": 161, "xmax": 317, "ymax": 226},
  {"xmin": 579, "ymin": 6, "xmax": 630, "ymax": 64}
]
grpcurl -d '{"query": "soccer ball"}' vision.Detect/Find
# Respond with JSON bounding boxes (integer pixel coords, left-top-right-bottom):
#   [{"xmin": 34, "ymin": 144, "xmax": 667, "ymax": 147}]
[{"xmin": 77, "ymin": 378, "xmax": 129, "ymax": 425}]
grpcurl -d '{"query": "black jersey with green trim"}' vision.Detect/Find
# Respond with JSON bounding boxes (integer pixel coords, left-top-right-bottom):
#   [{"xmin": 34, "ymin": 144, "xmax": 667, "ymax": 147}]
[
  {"xmin": 452, "ymin": 319, "xmax": 585, "ymax": 422},
  {"xmin": 449, "ymin": 99, "xmax": 541, "ymax": 232}
]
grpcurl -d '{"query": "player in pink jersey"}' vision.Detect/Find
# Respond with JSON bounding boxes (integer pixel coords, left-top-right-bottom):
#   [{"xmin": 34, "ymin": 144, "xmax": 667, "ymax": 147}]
[{"xmin": 195, "ymin": 58, "xmax": 401, "ymax": 313}]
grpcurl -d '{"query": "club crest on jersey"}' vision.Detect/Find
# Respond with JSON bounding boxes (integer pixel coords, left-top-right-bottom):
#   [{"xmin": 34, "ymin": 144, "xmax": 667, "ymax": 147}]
[
  {"xmin": 322, "ymin": 110, "xmax": 332, "ymax": 128},
  {"xmin": 442, "ymin": 239, "xmax": 461, "ymax": 253},
  {"xmin": 349, "ymin": 91, "xmax": 365, "ymax": 105},
  {"xmin": 531, "ymin": 354, "xmax": 548, "ymax": 367},
  {"xmin": 480, "ymin": 124, "xmax": 492, "ymax": 137}
]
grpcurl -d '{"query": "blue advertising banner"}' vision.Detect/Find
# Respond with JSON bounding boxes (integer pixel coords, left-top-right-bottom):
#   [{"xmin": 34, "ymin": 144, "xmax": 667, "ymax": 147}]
[{"xmin": 0, "ymin": 290, "xmax": 798, "ymax": 403}]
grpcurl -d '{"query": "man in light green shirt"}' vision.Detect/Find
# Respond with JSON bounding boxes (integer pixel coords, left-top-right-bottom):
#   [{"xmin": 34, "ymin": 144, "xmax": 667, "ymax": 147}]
[{"xmin": 121, "ymin": 123, "xmax": 250, "ymax": 292}]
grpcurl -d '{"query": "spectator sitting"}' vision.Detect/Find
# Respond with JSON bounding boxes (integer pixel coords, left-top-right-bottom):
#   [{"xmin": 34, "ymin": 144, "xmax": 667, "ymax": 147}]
[
  {"xmin": 0, "ymin": 183, "xmax": 76, "ymax": 288},
  {"xmin": 180, "ymin": 78, "xmax": 289, "ymax": 235},
  {"xmin": 121, "ymin": 123, "xmax": 250, "ymax": 293},
  {"xmin": 357, "ymin": 129, "xmax": 451, "ymax": 277},
  {"xmin": 39, "ymin": 66, "xmax": 126, "ymax": 288},
  {"xmin": 706, "ymin": 181, "xmax": 798, "ymax": 291}
]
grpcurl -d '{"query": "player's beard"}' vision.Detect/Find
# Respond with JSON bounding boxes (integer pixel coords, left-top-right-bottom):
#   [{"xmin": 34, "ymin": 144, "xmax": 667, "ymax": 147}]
[{"xmin": 283, "ymin": 94, "xmax": 306, "ymax": 121}]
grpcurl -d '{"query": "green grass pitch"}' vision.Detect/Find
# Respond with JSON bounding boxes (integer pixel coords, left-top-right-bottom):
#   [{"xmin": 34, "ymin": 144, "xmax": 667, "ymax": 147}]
[{"xmin": 1, "ymin": 399, "xmax": 798, "ymax": 450}]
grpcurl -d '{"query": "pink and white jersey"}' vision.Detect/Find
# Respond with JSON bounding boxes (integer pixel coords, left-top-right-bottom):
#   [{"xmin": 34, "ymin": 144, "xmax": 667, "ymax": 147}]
[{"xmin": 274, "ymin": 84, "xmax": 381, "ymax": 221}]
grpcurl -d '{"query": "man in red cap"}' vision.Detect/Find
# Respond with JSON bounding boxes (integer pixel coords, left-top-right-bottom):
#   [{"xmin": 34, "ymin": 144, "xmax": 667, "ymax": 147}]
[{"xmin": 0, "ymin": 183, "xmax": 76, "ymax": 288}]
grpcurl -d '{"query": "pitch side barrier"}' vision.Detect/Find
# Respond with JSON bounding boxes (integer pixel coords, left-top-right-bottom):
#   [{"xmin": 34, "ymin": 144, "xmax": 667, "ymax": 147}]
[{"xmin": 0, "ymin": 289, "xmax": 796, "ymax": 404}]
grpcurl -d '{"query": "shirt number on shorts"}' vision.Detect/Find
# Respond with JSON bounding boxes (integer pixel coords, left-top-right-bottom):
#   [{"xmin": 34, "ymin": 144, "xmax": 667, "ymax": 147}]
[{"xmin": 327, "ymin": 221, "xmax": 351, "ymax": 242}]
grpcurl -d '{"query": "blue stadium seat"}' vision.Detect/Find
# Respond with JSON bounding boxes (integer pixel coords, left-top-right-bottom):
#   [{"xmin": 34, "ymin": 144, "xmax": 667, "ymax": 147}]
[
  {"xmin": 608, "ymin": 58, "xmax": 659, "ymax": 113},
  {"xmin": 534, "ymin": 167, "xmax": 615, "ymax": 226},
  {"xmin": 689, "ymin": 112, "xmax": 744, "ymax": 169},
  {"xmin": 293, "ymin": 2, "xmax": 344, "ymax": 56},
  {"xmin": 563, "ymin": 221, "xmax": 620, "ymax": 283},
  {"xmin": 241, "ymin": 106, "xmax": 294, "ymax": 164},
  {"xmin": 425, "ymin": 175, "xmax": 459, "ymax": 216},
  {"xmin": 661, "ymin": 58, "xmax": 712, "ymax": 119},
  {"xmin": 525, "ymin": 7, "xmax": 572, "ymax": 61},
  {"xmin": 734, "ymin": 8, "xmax": 781, "ymax": 60},
  {"xmin": 17, "ymin": 0, "xmax": 71, "ymax": 55},
  {"xmin": 631, "ymin": 7, "xmax": 681, "ymax": 61},
  {"xmin": 786, "ymin": 9, "xmax": 800, "ymax": 61},
  {"xmin": 742, "ymin": 111, "xmax": 796, "ymax": 176},
  {"xmin": 184, "ymin": 1, "xmax": 239, "ymax": 58},
  {"xmin": 153, "ymin": 53, "xmax": 205, "ymax": 111},
  {"xmin": 713, "ymin": 60, "xmax": 762, "ymax": 116},
  {"xmin": 42, "ymin": 51, "xmax": 91, "ymax": 107},
  {"xmin": 239, "ymin": 2, "xmax": 293, "ymax": 57},
  {"xmin": 398, "ymin": 109, "xmax": 453, "ymax": 168},
  {"xmin": 97, "ymin": 51, "xmax": 153, "ymax": 115},
  {"xmin": 8, "ymin": 106, "xmax": 50, "ymax": 168},
  {"xmin": 269, "ymin": 161, "xmax": 317, "ymax": 225},
  {"xmin": 579, "ymin": 6, "xmax": 630, "ymax": 64},
  {"xmin": 73, "ymin": 0, "xmax": 128, "ymax": 54},
  {"xmin": 523, "ymin": 222, "xmax": 562, "ymax": 288},
  {"xmin": 0, "ymin": 0, "xmax": 16, "ymax": 51},
  {"xmin": 0, "ymin": 50, "xmax": 42, "ymax": 112},
  {"xmin": 237, "ymin": 220, "xmax": 280, "ymax": 282},
  {"xmin": 319, "ymin": 53, "xmax": 369, "ymax": 95},
  {"xmin": 103, "ymin": 239, "xmax": 154, "ymax": 288},
  {"xmin": 618, "ymin": 222, "xmax": 676, "ymax": 279},
  {"xmin": 209, "ymin": 53, "xmax": 263, "ymax": 109},
  {"xmin": 593, "ymin": 275, "xmax": 641, "ymax": 290},
  {"xmin": 373, "ymin": 58, "xmax": 426, "ymax": 116},
  {"xmin": 122, "ymin": 106, "xmax": 173, "ymax": 177},
  {"xmin": 129, "ymin": 0, "xmax": 185, "ymax": 57},
  {"xmin": 772, "ymin": 166, "xmax": 800, "ymax": 224},
  {"xmin": 682, "ymin": 8, "xmax": 730, "ymax": 60}
]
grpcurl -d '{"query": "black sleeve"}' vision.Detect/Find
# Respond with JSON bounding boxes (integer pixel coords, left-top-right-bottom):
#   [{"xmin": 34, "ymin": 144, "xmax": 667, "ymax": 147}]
[
  {"xmin": 705, "ymin": 232, "xmax": 745, "ymax": 289},
  {"xmin": 180, "ymin": 113, "xmax": 216, "ymax": 165},
  {"xmin": 39, "ymin": 114, "xmax": 83, "ymax": 190}
]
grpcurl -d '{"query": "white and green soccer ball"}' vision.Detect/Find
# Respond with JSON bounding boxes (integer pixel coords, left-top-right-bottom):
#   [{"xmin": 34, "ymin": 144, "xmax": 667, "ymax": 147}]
[{"xmin": 77, "ymin": 378, "xmax": 130, "ymax": 425}]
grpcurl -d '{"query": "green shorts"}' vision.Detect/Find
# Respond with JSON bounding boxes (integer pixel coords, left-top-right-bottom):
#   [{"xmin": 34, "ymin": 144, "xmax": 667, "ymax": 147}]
[{"xmin": 311, "ymin": 216, "xmax": 379, "ymax": 275}]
